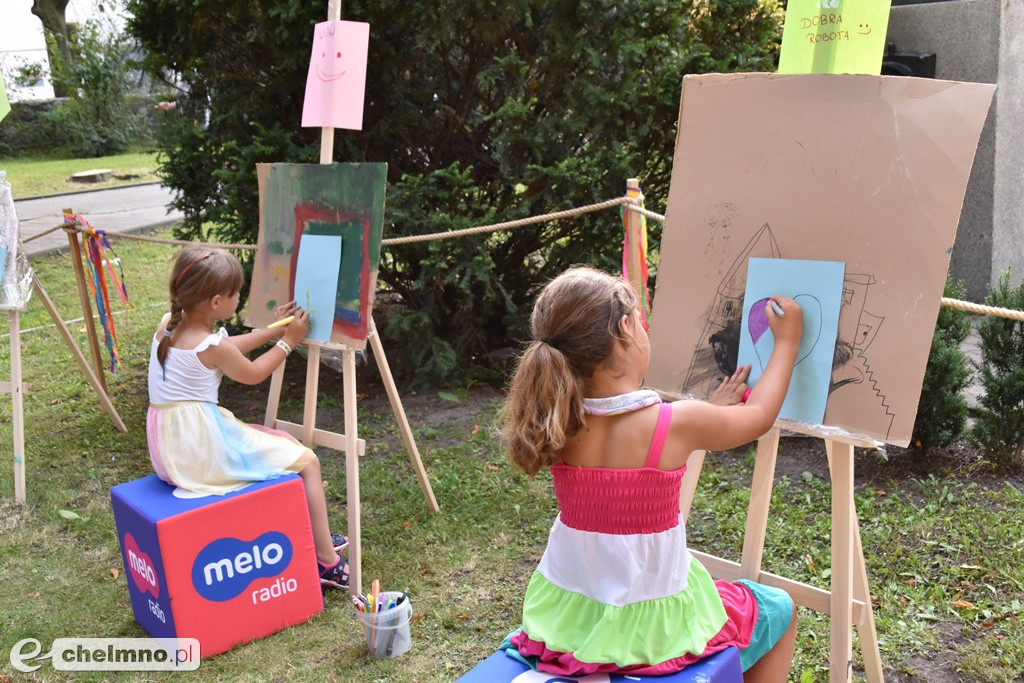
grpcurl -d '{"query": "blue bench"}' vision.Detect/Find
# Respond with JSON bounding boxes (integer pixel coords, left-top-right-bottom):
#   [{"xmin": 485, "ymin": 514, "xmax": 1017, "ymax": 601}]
[{"xmin": 455, "ymin": 646, "xmax": 742, "ymax": 682}]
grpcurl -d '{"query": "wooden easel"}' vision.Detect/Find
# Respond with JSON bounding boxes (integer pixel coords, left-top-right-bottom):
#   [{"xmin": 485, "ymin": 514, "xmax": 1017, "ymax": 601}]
[
  {"xmin": 263, "ymin": 323, "xmax": 440, "ymax": 598},
  {"xmin": 623, "ymin": 183, "xmax": 884, "ymax": 682},
  {"xmin": 260, "ymin": 0, "xmax": 439, "ymax": 598},
  {"xmin": 4, "ymin": 276, "xmax": 127, "ymax": 504}
]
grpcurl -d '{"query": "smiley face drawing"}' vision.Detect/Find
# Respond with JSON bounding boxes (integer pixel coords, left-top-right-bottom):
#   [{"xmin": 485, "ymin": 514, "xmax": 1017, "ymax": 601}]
[
  {"xmin": 301, "ymin": 19, "xmax": 370, "ymax": 129},
  {"xmin": 312, "ymin": 24, "xmax": 347, "ymax": 82},
  {"xmin": 857, "ymin": 22, "xmax": 872, "ymax": 35}
]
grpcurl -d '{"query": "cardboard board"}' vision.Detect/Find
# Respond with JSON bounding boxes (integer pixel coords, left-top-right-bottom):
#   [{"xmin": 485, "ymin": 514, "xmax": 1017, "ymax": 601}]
[
  {"xmin": 246, "ymin": 163, "xmax": 387, "ymax": 349},
  {"xmin": 646, "ymin": 73, "xmax": 994, "ymax": 446}
]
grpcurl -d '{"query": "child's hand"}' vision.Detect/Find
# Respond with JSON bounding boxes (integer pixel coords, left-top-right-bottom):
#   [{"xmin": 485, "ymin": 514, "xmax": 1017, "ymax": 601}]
[
  {"xmin": 708, "ymin": 364, "xmax": 751, "ymax": 406},
  {"xmin": 274, "ymin": 300, "xmax": 300, "ymax": 320},
  {"xmin": 283, "ymin": 309, "xmax": 310, "ymax": 345},
  {"xmin": 766, "ymin": 295, "xmax": 803, "ymax": 348}
]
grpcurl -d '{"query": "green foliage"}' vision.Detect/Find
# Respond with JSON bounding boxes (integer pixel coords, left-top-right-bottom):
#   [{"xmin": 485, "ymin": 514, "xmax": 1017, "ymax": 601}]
[
  {"xmin": 47, "ymin": 20, "xmax": 148, "ymax": 157},
  {"xmin": 971, "ymin": 270, "xmax": 1024, "ymax": 467},
  {"xmin": 911, "ymin": 277, "xmax": 972, "ymax": 451},
  {"xmin": 0, "ymin": 100, "xmax": 71, "ymax": 156},
  {"xmin": 127, "ymin": 0, "xmax": 782, "ymax": 384}
]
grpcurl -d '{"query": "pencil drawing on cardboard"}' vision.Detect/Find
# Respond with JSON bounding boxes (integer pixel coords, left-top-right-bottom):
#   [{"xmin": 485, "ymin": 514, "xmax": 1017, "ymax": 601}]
[{"xmin": 646, "ymin": 74, "xmax": 994, "ymax": 445}]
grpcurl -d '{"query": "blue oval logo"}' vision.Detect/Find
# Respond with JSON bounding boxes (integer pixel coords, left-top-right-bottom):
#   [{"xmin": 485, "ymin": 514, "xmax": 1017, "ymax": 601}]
[{"xmin": 191, "ymin": 532, "xmax": 293, "ymax": 602}]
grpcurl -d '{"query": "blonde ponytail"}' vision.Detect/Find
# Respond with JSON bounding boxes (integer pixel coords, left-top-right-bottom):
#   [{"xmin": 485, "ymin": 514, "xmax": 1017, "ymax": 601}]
[
  {"xmin": 502, "ymin": 267, "xmax": 638, "ymax": 477},
  {"xmin": 503, "ymin": 342, "xmax": 585, "ymax": 476}
]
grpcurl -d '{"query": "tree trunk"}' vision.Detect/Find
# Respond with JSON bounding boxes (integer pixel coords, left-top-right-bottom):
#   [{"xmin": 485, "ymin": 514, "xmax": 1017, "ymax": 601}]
[{"xmin": 31, "ymin": 0, "xmax": 73, "ymax": 98}]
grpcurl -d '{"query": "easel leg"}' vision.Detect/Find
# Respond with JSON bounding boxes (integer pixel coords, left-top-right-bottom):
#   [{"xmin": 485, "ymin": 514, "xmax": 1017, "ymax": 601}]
[
  {"xmin": 302, "ymin": 346, "xmax": 321, "ymax": 447},
  {"xmin": 264, "ymin": 363, "xmax": 285, "ymax": 428},
  {"xmin": 10, "ymin": 310, "xmax": 26, "ymax": 504},
  {"xmin": 829, "ymin": 439, "xmax": 855, "ymax": 683},
  {"xmin": 679, "ymin": 449, "xmax": 706, "ymax": 521},
  {"xmin": 740, "ymin": 428, "xmax": 781, "ymax": 580},
  {"xmin": 32, "ymin": 277, "xmax": 126, "ymax": 432},
  {"xmin": 368, "ymin": 319, "xmax": 439, "ymax": 512},
  {"xmin": 343, "ymin": 348, "xmax": 362, "ymax": 596},
  {"xmin": 827, "ymin": 442, "xmax": 885, "ymax": 683},
  {"xmin": 63, "ymin": 214, "xmax": 108, "ymax": 393}
]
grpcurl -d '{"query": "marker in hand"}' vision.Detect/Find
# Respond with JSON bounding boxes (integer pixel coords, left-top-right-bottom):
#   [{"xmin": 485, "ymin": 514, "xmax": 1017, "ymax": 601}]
[
  {"xmin": 267, "ymin": 315, "xmax": 295, "ymax": 329},
  {"xmin": 769, "ymin": 299, "xmax": 785, "ymax": 318}
]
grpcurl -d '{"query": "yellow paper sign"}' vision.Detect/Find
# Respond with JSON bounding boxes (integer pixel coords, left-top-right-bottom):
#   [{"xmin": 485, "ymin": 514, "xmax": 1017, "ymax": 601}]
[{"xmin": 778, "ymin": 0, "xmax": 892, "ymax": 75}]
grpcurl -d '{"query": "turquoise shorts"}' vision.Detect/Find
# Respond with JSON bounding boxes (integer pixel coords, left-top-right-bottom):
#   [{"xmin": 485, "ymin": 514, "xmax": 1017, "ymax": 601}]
[{"xmin": 735, "ymin": 580, "xmax": 794, "ymax": 671}]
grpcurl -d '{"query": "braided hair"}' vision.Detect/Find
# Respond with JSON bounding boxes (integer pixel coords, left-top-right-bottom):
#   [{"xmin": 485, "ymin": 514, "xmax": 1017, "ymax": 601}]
[{"xmin": 156, "ymin": 246, "xmax": 244, "ymax": 370}]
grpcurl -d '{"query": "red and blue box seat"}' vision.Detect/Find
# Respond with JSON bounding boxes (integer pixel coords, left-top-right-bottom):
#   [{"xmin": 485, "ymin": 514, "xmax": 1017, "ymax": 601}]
[
  {"xmin": 455, "ymin": 646, "xmax": 742, "ymax": 683},
  {"xmin": 110, "ymin": 473, "xmax": 323, "ymax": 656}
]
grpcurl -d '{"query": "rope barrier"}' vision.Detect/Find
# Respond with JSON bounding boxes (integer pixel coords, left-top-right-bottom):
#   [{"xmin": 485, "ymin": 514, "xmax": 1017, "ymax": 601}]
[
  {"xmin": 940, "ymin": 297, "xmax": 1024, "ymax": 322},
  {"xmin": 379, "ymin": 196, "xmax": 638, "ymax": 246},
  {"xmin": 20, "ymin": 223, "xmax": 64, "ymax": 244},
  {"xmin": 28, "ymin": 203, "xmax": 1024, "ymax": 323}
]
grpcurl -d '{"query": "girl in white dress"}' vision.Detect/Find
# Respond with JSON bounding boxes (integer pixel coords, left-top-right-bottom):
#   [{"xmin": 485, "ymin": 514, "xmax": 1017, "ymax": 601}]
[{"xmin": 147, "ymin": 245, "xmax": 348, "ymax": 590}]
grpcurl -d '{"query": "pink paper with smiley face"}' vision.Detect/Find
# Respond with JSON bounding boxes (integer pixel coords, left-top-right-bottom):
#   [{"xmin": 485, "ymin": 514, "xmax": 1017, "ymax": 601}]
[{"xmin": 301, "ymin": 20, "xmax": 370, "ymax": 130}]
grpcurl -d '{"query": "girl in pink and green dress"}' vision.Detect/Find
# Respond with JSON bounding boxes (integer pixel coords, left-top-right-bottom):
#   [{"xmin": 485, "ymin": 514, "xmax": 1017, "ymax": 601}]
[{"xmin": 503, "ymin": 267, "xmax": 803, "ymax": 682}]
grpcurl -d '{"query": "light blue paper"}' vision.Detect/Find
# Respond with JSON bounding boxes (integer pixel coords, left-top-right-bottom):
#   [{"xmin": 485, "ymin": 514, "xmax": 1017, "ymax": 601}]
[
  {"xmin": 0, "ymin": 247, "xmax": 7, "ymax": 284},
  {"xmin": 737, "ymin": 257, "xmax": 845, "ymax": 425},
  {"xmin": 292, "ymin": 234, "xmax": 343, "ymax": 342}
]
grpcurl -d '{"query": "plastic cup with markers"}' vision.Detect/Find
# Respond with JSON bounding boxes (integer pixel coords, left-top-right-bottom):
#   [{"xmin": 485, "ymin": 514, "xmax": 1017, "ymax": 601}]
[{"xmin": 352, "ymin": 581, "xmax": 412, "ymax": 659}]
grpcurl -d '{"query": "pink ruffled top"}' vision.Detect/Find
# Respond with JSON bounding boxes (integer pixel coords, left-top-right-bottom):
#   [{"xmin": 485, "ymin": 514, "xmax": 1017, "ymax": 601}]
[{"xmin": 551, "ymin": 463, "xmax": 684, "ymax": 535}]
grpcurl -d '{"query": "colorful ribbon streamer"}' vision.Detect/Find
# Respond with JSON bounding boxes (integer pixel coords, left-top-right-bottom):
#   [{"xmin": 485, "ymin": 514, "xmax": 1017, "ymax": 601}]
[
  {"xmin": 73, "ymin": 214, "xmax": 132, "ymax": 376},
  {"xmin": 621, "ymin": 184, "xmax": 651, "ymax": 331}
]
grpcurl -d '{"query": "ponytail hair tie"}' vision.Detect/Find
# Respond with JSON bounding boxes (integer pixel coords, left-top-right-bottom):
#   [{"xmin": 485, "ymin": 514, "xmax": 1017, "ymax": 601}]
[
  {"xmin": 163, "ymin": 329, "xmax": 172, "ymax": 338},
  {"xmin": 540, "ymin": 337, "xmax": 570, "ymax": 354}
]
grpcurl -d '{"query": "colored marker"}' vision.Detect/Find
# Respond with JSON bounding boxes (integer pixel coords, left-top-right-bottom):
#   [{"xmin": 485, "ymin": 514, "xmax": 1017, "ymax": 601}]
[
  {"xmin": 769, "ymin": 299, "xmax": 785, "ymax": 318},
  {"xmin": 267, "ymin": 315, "xmax": 295, "ymax": 329}
]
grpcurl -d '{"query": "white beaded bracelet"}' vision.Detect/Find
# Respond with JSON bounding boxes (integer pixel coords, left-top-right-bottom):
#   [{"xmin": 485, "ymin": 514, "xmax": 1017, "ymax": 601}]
[{"xmin": 275, "ymin": 339, "xmax": 292, "ymax": 355}]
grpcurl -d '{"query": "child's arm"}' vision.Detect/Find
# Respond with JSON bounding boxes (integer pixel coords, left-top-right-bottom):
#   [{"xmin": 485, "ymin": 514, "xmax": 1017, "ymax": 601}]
[
  {"xmin": 231, "ymin": 300, "xmax": 300, "ymax": 354},
  {"xmin": 673, "ymin": 295, "xmax": 803, "ymax": 451},
  {"xmin": 200, "ymin": 310, "xmax": 310, "ymax": 385}
]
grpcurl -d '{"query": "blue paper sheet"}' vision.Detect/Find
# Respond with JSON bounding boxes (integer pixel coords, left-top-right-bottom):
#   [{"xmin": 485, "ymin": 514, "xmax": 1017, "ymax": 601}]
[
  {"xmin": 737, "ymin": 257, "xmax": 845, "ymax": 425},
  {"xmin": 292, "ymin": 234, "xmax": 342, "ymax": 342},
  {"xmin": 0, "ymin": 246, "xmax": 7, "ymax": 285}
]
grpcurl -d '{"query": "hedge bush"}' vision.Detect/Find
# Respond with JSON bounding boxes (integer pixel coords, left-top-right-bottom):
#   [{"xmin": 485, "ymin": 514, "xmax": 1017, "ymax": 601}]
[
  {"xmin": 970, "ymin": 270, "xmax": 1024, "ymax": 467},
  {"xmin": 128, "ymin": 0, "xmax": 783, "ymax": 384},
  {"xmin": 911, "ymin": 277, "xmax": 972, "ymax": 451}
]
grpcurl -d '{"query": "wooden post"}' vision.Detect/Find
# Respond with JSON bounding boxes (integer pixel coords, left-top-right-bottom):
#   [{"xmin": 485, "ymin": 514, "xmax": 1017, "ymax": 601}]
[
  {"xmin": 827, "ymin": 441, "xmax": 884, "ymax": 682},
  {"xmin": 8, "ymin": 308, "xmax": 26, "ymax": 503},
  {"xmin": 369, "ymin": 319, "xmax": 440, "ymax": 513},
  {"xmin": 829, "ymin": 439, "xmax": 856, "ymax": 682},
  {"xmin": 32, "ymin": 277, "xmax": 126, "ymax": 432},
  {"xmin": 739, "ymin": 428, "xmax": 781, "ymax": 580},
  {"xmin": 62, "ymin": 209, "xmax": 108, "ymax": 392},
  {"xmin": 343, "ymin": 347, "xmax": 362, "ymax": 596},
  {"xmin": 624, "ymin": 179, "xmax": 644, "ymax": 301}
]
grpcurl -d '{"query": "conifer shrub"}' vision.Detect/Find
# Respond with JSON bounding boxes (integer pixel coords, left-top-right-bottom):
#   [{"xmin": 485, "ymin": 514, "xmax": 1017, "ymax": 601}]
[
  {"xmin": 911, "ymin": 277, "xmax": 972, "ymax": 451},
  {"xmin": 970, "ymin": 270, "xmax": 1024, "ymax": 467}
]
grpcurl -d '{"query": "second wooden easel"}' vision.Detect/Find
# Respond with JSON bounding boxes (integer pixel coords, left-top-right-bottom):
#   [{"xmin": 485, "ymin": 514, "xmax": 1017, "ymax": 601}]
[
  {"xmin": 623, "ymin": 184, "xmax": 884, "ymax": 683},
  {"xmin": 4, "ymin": 275, "xmax": 127, "ymax": 504}
]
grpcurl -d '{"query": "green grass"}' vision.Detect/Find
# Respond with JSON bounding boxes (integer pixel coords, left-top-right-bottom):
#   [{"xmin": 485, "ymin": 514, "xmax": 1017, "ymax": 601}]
[
  {"xmin": 1, "ymin": 231, "xmax": 1023, "ymax": 681},
  {"xmin": 0, "ymin": 149, "xmax": 160, "ymax": 198}
]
